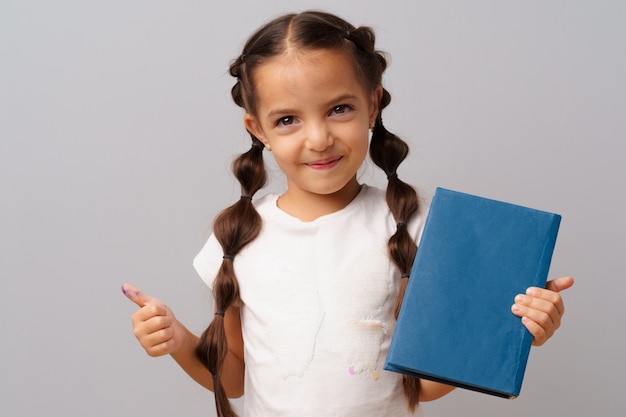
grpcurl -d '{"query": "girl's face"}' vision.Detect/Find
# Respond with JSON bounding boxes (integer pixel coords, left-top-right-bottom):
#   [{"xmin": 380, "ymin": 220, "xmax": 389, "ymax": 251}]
[{"xmin": 245, "ymin": 48, "xmax": 381, "ymax": 217}]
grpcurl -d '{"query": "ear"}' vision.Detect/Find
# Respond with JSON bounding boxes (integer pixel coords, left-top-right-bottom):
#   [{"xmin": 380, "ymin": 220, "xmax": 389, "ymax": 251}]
[
  {"xmin": 244, "ymin": 113, "xmax": 268, "ymax": 145},
  {"xmin": 369, "ymin": 86, "xmax": 383, "ymax": 127}
]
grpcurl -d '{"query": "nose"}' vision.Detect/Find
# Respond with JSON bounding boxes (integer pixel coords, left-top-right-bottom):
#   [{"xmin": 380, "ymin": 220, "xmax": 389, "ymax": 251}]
[{"xmin": 304, "ymin": 121, "xmax": 334, "ymax": 151}]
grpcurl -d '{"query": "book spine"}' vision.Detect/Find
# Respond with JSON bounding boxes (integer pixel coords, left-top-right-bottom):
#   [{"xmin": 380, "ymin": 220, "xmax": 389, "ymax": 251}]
[{"xmin": 512, "ymin": 214, "xmax": 562, "ymax": 395}]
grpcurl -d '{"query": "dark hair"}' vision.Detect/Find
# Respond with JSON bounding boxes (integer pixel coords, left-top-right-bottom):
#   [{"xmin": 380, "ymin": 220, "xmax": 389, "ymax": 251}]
[{"xmin": 195, "ymin": 10, "xmax": 420, "ymax": 416}]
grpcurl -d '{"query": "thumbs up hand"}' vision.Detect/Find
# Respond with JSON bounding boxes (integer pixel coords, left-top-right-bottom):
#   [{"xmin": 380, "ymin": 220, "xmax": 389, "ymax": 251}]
[{"xmin": 122, "ymin": 282, "xmax": 186, "ymax": 357}]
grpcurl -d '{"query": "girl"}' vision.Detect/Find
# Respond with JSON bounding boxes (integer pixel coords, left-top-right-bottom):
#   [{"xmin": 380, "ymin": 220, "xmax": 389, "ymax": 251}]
[{"xmin": 123, "ymin": 10, "xmax": 573, "ymax": 417}]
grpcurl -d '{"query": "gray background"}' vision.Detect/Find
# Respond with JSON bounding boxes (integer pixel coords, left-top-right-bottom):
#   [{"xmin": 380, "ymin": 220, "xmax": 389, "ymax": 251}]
[{"xmin": 1, "ymin": 0, "xmax": 623, "ymax": 416}]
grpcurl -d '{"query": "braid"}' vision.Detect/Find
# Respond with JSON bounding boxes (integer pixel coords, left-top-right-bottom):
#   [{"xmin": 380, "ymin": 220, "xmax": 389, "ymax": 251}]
[
  {"xmin": 370, "ymin": 89, "xmax": 421, "ymax": 410},
  {"xmin": 229, "ymin": 58, "xmax": 246, "ymax": 108},
  {"xmin": 195, "ymin": 17, "xmax": 271, "ymax": 417},
  {"xmin": 195, "ymin": 139, "xmax": 267, "ymax": 417}
]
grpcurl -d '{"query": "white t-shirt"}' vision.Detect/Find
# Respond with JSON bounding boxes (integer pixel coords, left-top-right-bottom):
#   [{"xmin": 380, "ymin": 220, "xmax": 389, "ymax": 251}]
[{"xmin": 193, "ymin": 185, "xmax": 426, "ymax": 417}]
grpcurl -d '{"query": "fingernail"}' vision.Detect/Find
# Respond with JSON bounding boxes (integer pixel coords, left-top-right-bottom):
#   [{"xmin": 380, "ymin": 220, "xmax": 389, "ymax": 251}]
[
  {"xmin": 515, "ymin": 294, "xmax": 525, "ymax": 303},
  {"xmin": 512, "ymin": 304, "xmax": 521, "ymax": 312},
  {"xmin": 526, "ymin": 288, "xmax": 536, "ymax": 296}
]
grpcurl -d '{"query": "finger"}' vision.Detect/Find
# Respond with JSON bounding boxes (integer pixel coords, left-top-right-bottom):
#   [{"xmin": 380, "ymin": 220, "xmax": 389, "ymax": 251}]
[
  {"xmin": 132, "ymin": 307, "xmax": 171, "ymax": 329},
  {"xmin": 145, "ymin": 336, "xmax": 178, "ymax": 357},
  {"xmin": 512, "ymin": 293, "xmax": 563, "ymax": 346},
  {"xmin": 121, "ymin": 282, "xmax": 158, "ymax": 308},
  {"xmin": 521, "ymin": 316, "xmax": 549, "ymax": 346},
  {"xmin": 511, "ymin": 303, "xmax": 555, "ymax": 346},
  {"xmin": 513, "ymin": 298, "xmax": 560, "ymax": 329},
  {"xmin": 526, "ymin": 286, "xmax": 565, "ymax": 317},
  {"xmin": 513, "ymin": 291, "xmax": 562, "ymax": 325},
  {"xmin": 545, "ymin": 276, "xmax": 574, "ymax": 293},
  {"xmin": 136, "ymin": 325, "xmax": 177, "ymax": 357},
  {"xmin": 132, "ymin": 314, "xmax": 176, "ymax": 354},
  {"xmin": 140, "ymin": 324, "xmax": 174, "ymax": 347},
  {"xmin": 140, "ymin": 312, "xmax": 172, "ymax": 333}
]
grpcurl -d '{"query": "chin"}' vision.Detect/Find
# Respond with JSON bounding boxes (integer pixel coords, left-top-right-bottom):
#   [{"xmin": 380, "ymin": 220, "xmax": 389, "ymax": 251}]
[{"xmin": 313, "ymin": 181, "xmax": 359, "ymax": 197}]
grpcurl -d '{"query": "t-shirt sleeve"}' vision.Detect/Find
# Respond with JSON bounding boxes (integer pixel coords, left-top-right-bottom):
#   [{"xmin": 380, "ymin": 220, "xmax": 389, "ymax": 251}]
[{"xmin": 192, "ymin": 233, "xmax": 222, "ymax": 291}]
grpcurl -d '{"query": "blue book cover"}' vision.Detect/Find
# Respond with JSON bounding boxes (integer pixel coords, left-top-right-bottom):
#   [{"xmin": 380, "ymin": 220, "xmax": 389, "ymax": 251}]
[{"xmin": 384, "ymin": 187, "xmax": 561, "ymax": 399}]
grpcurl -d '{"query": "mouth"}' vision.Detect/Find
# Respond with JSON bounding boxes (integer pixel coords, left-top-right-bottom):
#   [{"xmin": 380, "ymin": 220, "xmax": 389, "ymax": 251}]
[{"xmin": 305, "ymin": 156, "xmax": 343, "ymax": 170}]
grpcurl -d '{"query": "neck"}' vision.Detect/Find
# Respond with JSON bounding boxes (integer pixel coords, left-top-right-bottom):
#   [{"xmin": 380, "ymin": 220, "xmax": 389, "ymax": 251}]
[{"xmin": 277, "ymin": 179, "xmax": 362, "ymax": 222}]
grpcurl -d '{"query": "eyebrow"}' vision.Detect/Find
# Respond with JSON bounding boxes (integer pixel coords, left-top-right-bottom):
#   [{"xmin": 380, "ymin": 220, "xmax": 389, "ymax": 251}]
[{"xmin": 265, "ymin": 93, "xmax": 360, "ymax": 122}]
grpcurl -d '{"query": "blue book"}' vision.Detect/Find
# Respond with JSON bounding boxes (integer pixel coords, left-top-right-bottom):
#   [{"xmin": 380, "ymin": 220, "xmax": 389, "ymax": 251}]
[{"xmin": 384, "ymin": 187, "xmax": 561, "ymax": 399}]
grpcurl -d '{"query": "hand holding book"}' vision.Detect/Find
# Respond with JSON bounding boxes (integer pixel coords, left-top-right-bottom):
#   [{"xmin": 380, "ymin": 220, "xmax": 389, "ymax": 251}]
[{"xmin": 512, "ymin": 276, "xmax": 574, "ymax": 346}]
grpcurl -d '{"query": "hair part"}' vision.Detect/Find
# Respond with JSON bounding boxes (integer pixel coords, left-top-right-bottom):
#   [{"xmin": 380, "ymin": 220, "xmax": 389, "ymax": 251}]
[{"xmin": 196, "ymin": 11, "xmax": 421, "ymax": 416}]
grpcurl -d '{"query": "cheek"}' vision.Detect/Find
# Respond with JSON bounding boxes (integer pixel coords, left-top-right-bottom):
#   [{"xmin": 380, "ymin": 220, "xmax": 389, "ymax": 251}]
[
  {"xmin": 269, "ymin": 140, "xmax": 300, "ymax": 166},
  {"xmin": 342, "ymin": 125, "xmax": 370, "ymax": 154}
]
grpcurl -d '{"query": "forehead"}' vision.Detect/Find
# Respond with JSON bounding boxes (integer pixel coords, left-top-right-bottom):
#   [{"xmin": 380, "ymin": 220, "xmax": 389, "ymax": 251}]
[{"xmin": 251, "ymin": 49, "xmax": 370, "ymax": 114}]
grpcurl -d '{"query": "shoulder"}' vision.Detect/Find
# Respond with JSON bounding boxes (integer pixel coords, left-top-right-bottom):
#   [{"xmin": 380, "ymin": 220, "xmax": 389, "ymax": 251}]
[
  {"xmin": 353, "ymin": 184, "xmax": 388, "ymax": 215},
  {"xmin": 192, "ymin": 233, "xmax": 221, "ymax": 289},
  {"xmin": 192, "ymin": 193, "xmax": 279, "ymax": 289},
  {"xmin": 253, "ymin": 193, "xmax": 279, "ymax": 210},
  {"xmin": 360, "ymin": 184, "xmax": 428, "ymax": 243}
]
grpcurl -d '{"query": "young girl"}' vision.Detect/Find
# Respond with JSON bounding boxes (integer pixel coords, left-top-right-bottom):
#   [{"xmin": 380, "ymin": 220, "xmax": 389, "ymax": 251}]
[{"xmin": 123, "ymin": 10, "xmax": 574, "ymax": 417}]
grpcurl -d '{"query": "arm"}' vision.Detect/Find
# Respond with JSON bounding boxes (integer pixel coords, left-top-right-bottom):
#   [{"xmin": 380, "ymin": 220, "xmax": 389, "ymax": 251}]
[
  {"xmin": 122, "ymin": 282, "xmax": 245, "ymax": 398},
  {"xmin": 418, "ymin": 379, "xmax": 456, "ymax": 402}
]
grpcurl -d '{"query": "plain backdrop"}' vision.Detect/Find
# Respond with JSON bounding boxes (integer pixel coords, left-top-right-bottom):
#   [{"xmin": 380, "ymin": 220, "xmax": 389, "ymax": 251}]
[{"xmin": 1, "ymin": 1, "xmax": 624, "ymax": 416}]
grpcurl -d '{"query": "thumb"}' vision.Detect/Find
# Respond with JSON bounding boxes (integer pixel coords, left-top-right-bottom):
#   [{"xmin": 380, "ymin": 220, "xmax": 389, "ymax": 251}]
[
  {"xmin": 121, "ymin": 282, "xmax": 158, "ymax": 307},
  {"xmin": 545, "ymin": 276, "xmax": 575, "ymax": 293}
]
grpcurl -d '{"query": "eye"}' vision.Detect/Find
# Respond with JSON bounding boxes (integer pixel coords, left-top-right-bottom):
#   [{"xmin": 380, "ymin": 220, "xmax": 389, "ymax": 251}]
[
  {"xmin": 275, "ymin": 116, "xmax": 295, "ymax": 127},
  {"xmin": 330, "ymin": 104, "xmax": 352, "ymax": 115}
]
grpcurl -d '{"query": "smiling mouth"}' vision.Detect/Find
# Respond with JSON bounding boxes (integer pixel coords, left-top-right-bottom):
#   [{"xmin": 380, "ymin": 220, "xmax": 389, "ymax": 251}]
[{"xmin": 305, "ymin": 156, "xmax": 342, "ymax": 170}]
